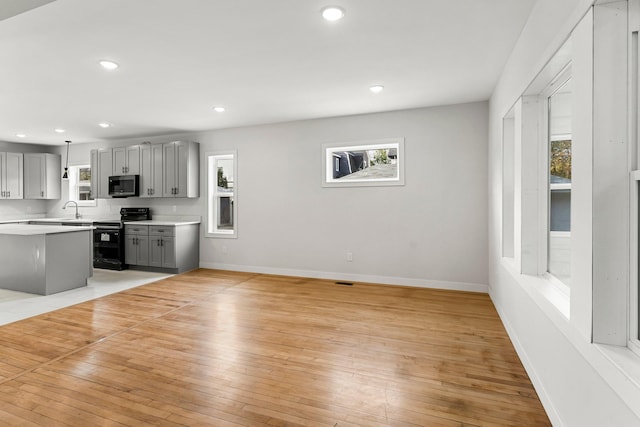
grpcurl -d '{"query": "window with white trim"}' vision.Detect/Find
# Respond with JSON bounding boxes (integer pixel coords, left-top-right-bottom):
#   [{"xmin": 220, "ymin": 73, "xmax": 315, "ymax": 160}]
[
  {"xmin": 67, "ymin": 164, "xmax": 96, "ymax": 207},
  {"xmin": 502, "ymin": 105, "xmax": 515, "ymax": 259},
  {"xmin": 207, "ymin": 152, "xmax": 237, "ymax": 238},
  {"xmin": 546, "ymin": 74, "xmax": 572, "ymax": 287}
]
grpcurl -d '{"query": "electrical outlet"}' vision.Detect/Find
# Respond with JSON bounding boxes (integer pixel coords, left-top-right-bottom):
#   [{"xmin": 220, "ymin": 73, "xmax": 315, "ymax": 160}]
[
  {"xmin": 222, "ymin": 245, "xmax": 228, "ymax": 254},
  {"xmin": 346, "ymin": 252, "xmax": 353, "ymax": 262},
  {"xmin": 172, "ymin": 205, "xmax": 177, "ymax": 212}
]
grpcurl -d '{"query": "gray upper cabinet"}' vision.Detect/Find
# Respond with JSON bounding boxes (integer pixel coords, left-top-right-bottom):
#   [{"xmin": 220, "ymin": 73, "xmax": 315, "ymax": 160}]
[
  {"xmin": 92, "ymin": 141, "xmax": 199, "ymax": 199},
  {"xmin": 90, "ymin": 149, "xmax": 98, "ymax": 200},
  {"xmin": 0, "ymin": 152, "xmax": 24, "ymax": 200},
  {"xmin": 140, "ymin": 143, "xmax": 163, "ymax": 198},
  {"xmin": 162, "ymin": 141, "xmax": 199, "ymax": 198},
  {"xmin": 96, "ymin": 148, "xmax": 113, "ymax": 199},
  {"xmin": 113, "ymin": 145, "xmax": 140, "ymax": 175},
  {"xmin": 24, "ymin": 153, "xmax": 61, "ymax": 200}
]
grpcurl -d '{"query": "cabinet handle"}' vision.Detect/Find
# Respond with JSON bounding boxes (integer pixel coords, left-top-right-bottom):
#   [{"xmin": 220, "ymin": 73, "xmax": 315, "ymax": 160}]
[
  {"xmin": 1, "ymin": 191, "xmax": 4, "ymax": 198},
  {"xmin": 41, "ymin": 191, "xmax": 44, "ymax": 197},
  {"xmin": 160, "ymin": 239, "xmax": 164, "ymax": 247}
]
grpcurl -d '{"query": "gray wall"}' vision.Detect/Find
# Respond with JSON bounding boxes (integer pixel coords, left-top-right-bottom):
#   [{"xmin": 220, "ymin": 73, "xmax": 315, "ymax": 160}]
[
  {"xmin": 198, "ymin": 102, "xmax": 489, "ymax": 289},
  {"xmin": 51, "ymin": 102, "xmax": 489, "ymax": 290}
]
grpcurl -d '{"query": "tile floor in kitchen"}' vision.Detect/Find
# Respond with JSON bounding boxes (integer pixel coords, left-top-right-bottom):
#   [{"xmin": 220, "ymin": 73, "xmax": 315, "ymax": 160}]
[{"xmin": 0, "ymin": 269, "xmax": 172, "ymax": 326}]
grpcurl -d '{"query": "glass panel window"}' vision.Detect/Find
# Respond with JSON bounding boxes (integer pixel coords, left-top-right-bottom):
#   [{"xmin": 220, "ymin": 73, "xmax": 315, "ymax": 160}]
[
  {"xmin": 207, "ymin": 152, "xmax": 237, "ymax": 237},
  {"xmin": 547, "ymin": 78, "xmax": 572, "ymax": 286},
  {"xmin": 68, "ymin": 164, "xmax": 96, "ymax": 207}
]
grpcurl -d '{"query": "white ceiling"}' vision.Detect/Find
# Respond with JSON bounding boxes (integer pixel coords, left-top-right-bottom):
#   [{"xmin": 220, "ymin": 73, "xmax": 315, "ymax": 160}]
[{"xmin": 0, "ymin": 0, "xmax": 535, "ymax": 146}]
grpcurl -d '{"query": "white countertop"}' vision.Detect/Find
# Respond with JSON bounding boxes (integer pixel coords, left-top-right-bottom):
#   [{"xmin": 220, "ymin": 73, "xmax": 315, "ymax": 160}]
[
  {"xmin": 123, "ymin": 220, "xmax": 201, "ymax": 226},
  {"xmin": 0, "ymin": 223, "xmax": 94, "ymax": 236},
  {"xmin": 0, "ymin": 219, "xmax": 29, "ymax": 224}
]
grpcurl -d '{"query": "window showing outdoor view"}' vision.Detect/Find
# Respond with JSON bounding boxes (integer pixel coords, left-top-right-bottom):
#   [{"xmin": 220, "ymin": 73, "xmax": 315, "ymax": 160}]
[
  {"xmin": 216, "ymin": 158, "xmax": 234, "ymax": 231},
  {"xmin": 323, "ymin": 139, "xmax": 404, "ymax": 187},
  {"xmin": 207, "ymin": 153, "xmax": 236, "ymax": 237},
  {"xmin": 548, "ymin": 78, "xmax": 572, "ymax": 286},
  {"xmin": 77, "ymin": 167, "xmax": 92, "ymax": 201},
  {"xmin": 67, "ymin": 165, "xmax": 95, "ymax": 206},
  {"xmin": 331, "ymin": 147, "xmax": 397, "ymax": 180}
]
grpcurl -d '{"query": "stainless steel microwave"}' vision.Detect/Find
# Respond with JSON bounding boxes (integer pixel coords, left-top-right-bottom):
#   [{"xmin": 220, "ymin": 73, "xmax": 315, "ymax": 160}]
[{"xmin": 108, "ymin": 175, "xmax": 139, "ymax": 198}]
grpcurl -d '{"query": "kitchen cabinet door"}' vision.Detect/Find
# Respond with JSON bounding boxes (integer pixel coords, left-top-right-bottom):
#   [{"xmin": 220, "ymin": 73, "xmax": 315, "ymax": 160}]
[
  {"xmin": 97, "ymin": 149, "xmax": 113, "ymax": 199},
  {"xmin": 149, "ymin": 229, "xmax": 176, "ymax": 268},
  {"xmin": 148, "ymin": 236, "xmax": 162, "ymax": 267},
  {"xmin": 126, "ymin": 145, "xmax": 140, "ymax": 175},
  {"xmin": 140, "ymin": 143, "xmax": 163, "ymax": 197},
  {"xmin": 125, "ymin": 234, "xmax": 149, "ymax": 266},
  {"xmin": 0, "ymin": 152, "xmax": 24, "ymax": 199},
  {"xmin": 136, "ymin": 235, "xmax": 149, "ymax": 265},
  {"xmin": 90, "ymin": 149, "xmax": 98, "ymax": 200},
  {"xmin": 124, "ymin": 235, "xmax": 137, "ymax": 265},
  {"xmin": 24, "ymin": 153, "xmax": 60, "ymax": 200},
  {"xmin": 162, "ymin": 142, "xmax": 178, "ymax": 197},
  {"xmin": 113, "ymin": 146, "xmax": 140, "ymax": 175},
  {"xmin": 162, "ymin": 141, "xmax": 199, "ymax": 198},
  {"xmin": 160, "ymin": 236, "xmax": 176, "ymax": 268}
]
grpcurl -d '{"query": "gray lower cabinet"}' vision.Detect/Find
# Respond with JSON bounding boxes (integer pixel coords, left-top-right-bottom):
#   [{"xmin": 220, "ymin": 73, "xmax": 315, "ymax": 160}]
[
  {"xmin": 125, "ymin": 223, "xmax": 199, "ymax": 273},
  {"xmin": 125, "ymin": 224, "xmax": 149, "ymax": 266},
  {"xmin": 149, "ymin": 226, "xmax": 176, "ymax": 268}
]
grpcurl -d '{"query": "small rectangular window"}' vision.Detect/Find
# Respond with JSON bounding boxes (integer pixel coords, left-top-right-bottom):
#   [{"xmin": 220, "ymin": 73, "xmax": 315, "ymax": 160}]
[
  {"xmin": 207, "ymin": 152, "xmax": 237, "ymax": 238},
  {"xmin": 68, "ymin": 164, "xmax": 96, "ymax": 207}
]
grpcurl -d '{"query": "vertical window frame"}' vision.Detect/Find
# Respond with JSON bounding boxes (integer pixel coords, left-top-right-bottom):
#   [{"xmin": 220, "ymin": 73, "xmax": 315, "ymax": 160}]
[
  {"xmin": 206, "ymin": 151, "xmax": 237, "ymax": 238},
  {"xmin": 540, "ymin": 65, "xmax": 573, "ymax": 294},
  {"xmin": 67, "ymin": 163, "xmax": 96, "ymax": 207}
]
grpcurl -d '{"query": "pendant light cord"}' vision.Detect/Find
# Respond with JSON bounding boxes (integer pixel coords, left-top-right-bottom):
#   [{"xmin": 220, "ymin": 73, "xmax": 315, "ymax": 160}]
[
  {"xmin": 62, "ymin": 140, "xmax": 71, "ymax": 179},
  {"xmin": 65, "ymin": 141, "xmax": 70, "ymax": 169}
]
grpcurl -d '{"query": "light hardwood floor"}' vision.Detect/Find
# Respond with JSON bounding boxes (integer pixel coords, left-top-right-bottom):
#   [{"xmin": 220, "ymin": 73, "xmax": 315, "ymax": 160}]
[{"xmin": 0, "ymin": 269, "xmax": 550, "ymax": 426}]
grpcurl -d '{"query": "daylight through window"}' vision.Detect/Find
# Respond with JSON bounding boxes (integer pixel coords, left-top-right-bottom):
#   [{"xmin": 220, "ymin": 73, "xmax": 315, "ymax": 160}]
[{"xmin": 207, "ymin": 152, "xmax": 237, "ymax": 237}]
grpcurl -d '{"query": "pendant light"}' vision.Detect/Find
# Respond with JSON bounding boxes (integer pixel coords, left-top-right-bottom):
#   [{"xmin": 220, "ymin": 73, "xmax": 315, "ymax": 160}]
[{"xmin": 62, "ymin": 140, "xmax": 71, "ymax": 179}]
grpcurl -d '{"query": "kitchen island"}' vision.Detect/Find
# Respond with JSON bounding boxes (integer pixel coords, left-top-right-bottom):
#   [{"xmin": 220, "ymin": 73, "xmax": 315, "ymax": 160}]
[{"xmin": 0, "ymin": 223, "xmax": 93, "ymax": 295}]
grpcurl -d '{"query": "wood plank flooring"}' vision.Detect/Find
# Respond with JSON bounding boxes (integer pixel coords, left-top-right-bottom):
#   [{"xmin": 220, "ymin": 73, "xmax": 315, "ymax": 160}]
[{"xmin": 0, "ymin": 269, "xmax": 550, "ymax": 426}]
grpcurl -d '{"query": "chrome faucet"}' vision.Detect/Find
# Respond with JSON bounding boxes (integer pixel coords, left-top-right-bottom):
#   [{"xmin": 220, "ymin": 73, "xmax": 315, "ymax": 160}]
[{"xmin": 62, "ymin": 200, "xmax": 81, "ymax": 219}]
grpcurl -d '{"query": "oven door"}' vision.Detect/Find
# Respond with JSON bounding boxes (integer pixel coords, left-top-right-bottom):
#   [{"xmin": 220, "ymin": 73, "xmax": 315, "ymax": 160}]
[{"xmin": 93, "ymin": 228, "xmax": 126, "ymax": 269}]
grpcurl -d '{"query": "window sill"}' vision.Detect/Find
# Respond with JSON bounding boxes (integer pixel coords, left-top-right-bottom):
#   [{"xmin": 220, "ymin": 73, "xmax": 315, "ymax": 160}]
[
  {"xmin": 499, "ymin": 259, "xmax": 640, "ymax": 420},
  {"xmin": 594, "ymin": 344, "xmax": 640, "ymax": 419},
  {"xmin": 501, "ymin": 258, "xmax": 570, "ymax": 320},
  {"xmin": 205, "ymin": 232, "xmax": 237, "ymax": 239}
]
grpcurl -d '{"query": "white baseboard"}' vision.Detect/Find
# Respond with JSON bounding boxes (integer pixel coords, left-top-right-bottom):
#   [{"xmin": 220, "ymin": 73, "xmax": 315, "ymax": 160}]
[
  {"xmin": 198, "ymin": 262, "xmax": 488, "ymax": 293},
  {"xmin": 489, "ymin": 289, "xmax": 563, "ymax": 427}
]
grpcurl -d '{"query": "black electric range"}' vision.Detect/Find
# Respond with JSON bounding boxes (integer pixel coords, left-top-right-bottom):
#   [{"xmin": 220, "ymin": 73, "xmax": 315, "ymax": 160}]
[{"xmin": 93, "ymin": 208, "xmax": 151, "ymax": 270}]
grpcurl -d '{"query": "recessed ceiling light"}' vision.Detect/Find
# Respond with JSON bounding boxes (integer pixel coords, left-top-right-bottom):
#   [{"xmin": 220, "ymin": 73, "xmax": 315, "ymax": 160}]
[
  {"xmin": 370, "ymin": 85, "xmax": 384, "ymax": 94},
  {"xmin": 54, "ymin": 128, "xmax": 65, "ymax": 133},
  {"xmin": 321, "ymin": 6, "xmax": 345, "ymax": 21},
  {"xmin": 15, "ymin": 133, "xmax": 26, "ymax": 138},
  {"xmin": 213, "ymin": 106, "xmax": 226, "ymax": 113},
  {"xmin": 99, "ymin": 60, "xmax": 119, "ymax": 70},
  {"xmin": 98, "ymin": 122, "xmax": 111, "ymax": 128}
]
